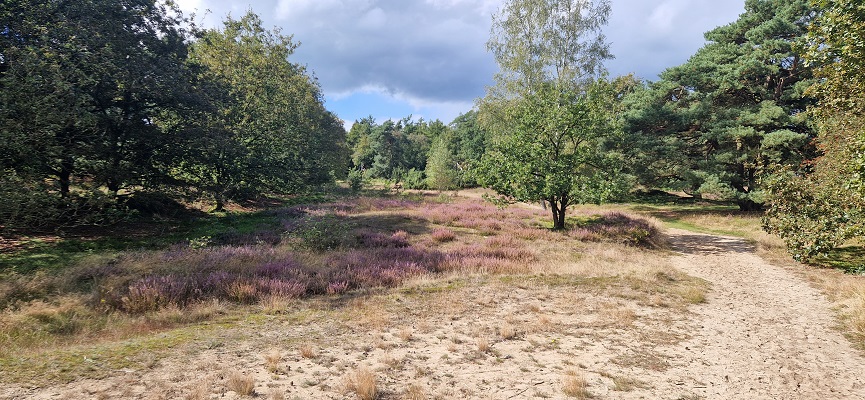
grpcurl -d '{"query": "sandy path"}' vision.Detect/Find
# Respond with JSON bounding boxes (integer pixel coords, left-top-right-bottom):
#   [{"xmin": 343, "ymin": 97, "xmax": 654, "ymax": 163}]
[{"xmin": 661, "ymin": 228, "xmax": 865, "ymax": 399}]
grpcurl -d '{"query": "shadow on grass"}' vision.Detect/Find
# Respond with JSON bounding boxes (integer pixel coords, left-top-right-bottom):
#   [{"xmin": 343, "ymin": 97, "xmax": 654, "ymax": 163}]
[
  {"xmin": 0, "ymin": 210, "xmax": 289, "ymax": 275},
  {"xmin": 812, "ymin": 246, "xmax": 865, "ymax": 274},
  {"xmin": 669, "ymin": 233, "xmax": 755, "ymax": 255}
]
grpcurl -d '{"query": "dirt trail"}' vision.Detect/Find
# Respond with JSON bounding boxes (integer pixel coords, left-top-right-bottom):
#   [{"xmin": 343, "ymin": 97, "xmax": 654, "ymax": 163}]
[{"xmin": 661, "ymin": 228, "xmax": 865, "ymax": 399}]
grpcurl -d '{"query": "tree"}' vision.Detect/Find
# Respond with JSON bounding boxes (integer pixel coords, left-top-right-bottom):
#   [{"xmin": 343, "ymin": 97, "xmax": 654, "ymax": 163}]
[
  {"xmin": 448, "ymin": 111, "xmax": 489, "ymax": 187},
  {"xmin": 478, "ymin": 0, "xmax": 624, "ymax": 230},
  {"xmin": 0, "ymin": 0, "xmax": 201, "ymax": 228},
  {"xmin": 425, "ymin": 135, "xmax": 458, "ymax": 190},
  {"xmin": 480, "ymin": 81, "xmax": 627, "ymax": 229},
  {"xmin": 187, "ymin": 12, "xmax": 348, "ymax": 209},
  {"xmin": 348, "ymin": 116, "xmax": 377, "ymax": 170},
  {"xmin": 624, "ymin": 0, "xmax": 818, "ymax": 211},
  {"xmin": 763, "ymin": 0, "xmax": 865, "ymax": 261}
]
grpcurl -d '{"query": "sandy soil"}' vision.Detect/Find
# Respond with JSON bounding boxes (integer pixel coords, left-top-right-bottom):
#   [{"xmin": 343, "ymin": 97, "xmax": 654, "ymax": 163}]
[
  {"xmin": 2, "ymin": 229, "xmax": 864, "ymax": 399},
  {"xmin": 659, "ymin": 229, "xmax": 865, "ymax": 399}
]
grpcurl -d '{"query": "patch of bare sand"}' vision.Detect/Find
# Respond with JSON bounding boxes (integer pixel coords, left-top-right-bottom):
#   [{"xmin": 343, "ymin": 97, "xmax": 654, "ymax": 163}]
[{"xmin": 3, "ymin": 229, "xmax": 865, "ymax": 399}]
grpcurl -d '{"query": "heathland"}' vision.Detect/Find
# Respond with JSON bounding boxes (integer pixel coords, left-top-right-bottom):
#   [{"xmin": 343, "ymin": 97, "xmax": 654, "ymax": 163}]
[{"xmin": 1, "ymin": 189, "xmax": 864, "ymax": 399}]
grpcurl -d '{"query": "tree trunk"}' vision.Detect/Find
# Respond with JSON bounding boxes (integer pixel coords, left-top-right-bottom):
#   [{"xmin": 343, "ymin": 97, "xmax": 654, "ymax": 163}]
[
  {"xmin": 550, "ymin": 198, "xmax": 567, "ymax": 230},
  {"xmin": 58, "ymin": 156, "xmax": 73, "ymax": 198}
]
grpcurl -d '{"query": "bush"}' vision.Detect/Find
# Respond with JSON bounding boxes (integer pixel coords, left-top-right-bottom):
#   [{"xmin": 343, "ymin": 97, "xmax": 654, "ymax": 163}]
[
  {"xmin": 347, "ymin": 169, "xmax": 365, "ymax": 193},
  {"xmin": 571, "ymin": 212, "xmax": 663, "ymax": 248},
  {"xmin": 402, "ymin": 168, "xmax": 427, "ymax": 190}
]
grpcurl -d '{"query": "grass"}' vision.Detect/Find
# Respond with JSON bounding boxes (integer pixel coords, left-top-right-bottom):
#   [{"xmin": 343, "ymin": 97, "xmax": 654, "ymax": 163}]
[
  {"xmin": 264, "ymin": 350, "xmax": 282, "ymax": 373},
  {"xmin": 299, "ymin": 343, "xmax": 318, "ymax": 359},
  {"xmin": 0, "ymin": 191, "xmax": 710, "ymax": 390},
  {"xmin": 344, "ymin": 367, "xmax": 377, "ymax": 400},
  {"xmin": 562, "ymin": 369, "xmax": 591, "ymax": 398},
  {"xmin": 227, "ymin": 370, "xmax": 256, "ymax": 396}
]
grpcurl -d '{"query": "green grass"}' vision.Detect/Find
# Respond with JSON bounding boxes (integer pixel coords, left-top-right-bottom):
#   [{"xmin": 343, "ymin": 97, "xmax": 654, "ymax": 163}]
[
  {"xmin": 0, "ymin": 210, "xmax": 285, "ymax": 275},
  {"xmin": 813, "ymin": 246, "xmax": 865, "ymax": 274}
]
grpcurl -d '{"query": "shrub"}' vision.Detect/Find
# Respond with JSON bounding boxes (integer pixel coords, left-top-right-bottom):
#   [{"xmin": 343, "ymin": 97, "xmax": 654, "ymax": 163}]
[
  {"xmin": 431, "ymin": 228, "xmax": 456, "ymax": 243},
  {"xmin": 347, "ymin": 169, "xmax": 365, "ymax": 192},
  {"xmin": 571, "ymin": 212, "xmax": 662, "ymax": 248},
  {"xmin": 402, "ymin": 168, "xmax": 427, "ymax": 190}
]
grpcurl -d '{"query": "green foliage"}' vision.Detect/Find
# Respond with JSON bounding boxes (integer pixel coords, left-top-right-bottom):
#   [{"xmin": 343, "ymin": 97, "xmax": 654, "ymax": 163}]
[
  {"xmin": 447, "ymin": 111, "xmax": 490, "ymax": 187},
  {"xmin": 0, "ymin": 3, "xmax": 348, "ymax": 228},
  {"xmin": 763, "ymin": 171, "xmax": 862, "ymax": 261},
  {"xmin": 479, "ymin": 0, "xmax": 622, "ymax": 230},
  {"xmin": 487, "ymin": 0, "xmax": 612, "ymax": 91},
  {"xmin": 347, "ymin": 169, "xmax": 366, "ymax": 193},
  {"xmin": 763, "ymin": 0, "xmax": 865, "ymax": 261},
  {"xmin": 623, "ymin": 0, "xmax": 818, "ymax": 211},
  {"xmin": 425, "ymin": 137, "xmax": 458, "ymax": 190},
  {"xmin": 480, "ymin": 80, "xmax": 628, "ymax": 229},
  {"xmin": 0, "ymin": 0, "xmax": 198, "ymax": 227},
  {"xmin": 186, "ymin": 12, "xmax": 348, "ymax": 209},
  {"xmin": 401, "ymin": 168, "xmax": 427, "ymax": 190}
]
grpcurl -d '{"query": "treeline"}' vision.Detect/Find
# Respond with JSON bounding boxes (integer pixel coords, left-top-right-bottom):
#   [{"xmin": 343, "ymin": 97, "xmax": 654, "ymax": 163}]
[
  {"xmin": 619, "ymin": 0, "xmax": 865, "ymax": 261},
  {"xmin": 472, "ymin": 0, "xmax": 864, "ymax": 260},
  {"xmin": 345, "ymin": 112, "xmax": 488, "ymax": 191},
  {"xmin": 0, "ymin": 1, "xmax": 348, "ymax": 230}
]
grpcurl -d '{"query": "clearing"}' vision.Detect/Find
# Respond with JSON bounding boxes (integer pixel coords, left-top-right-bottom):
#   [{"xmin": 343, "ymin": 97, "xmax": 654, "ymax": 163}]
[{"xmin": 0, "ymin": 193, "xmax": 863, "ymax": 399}]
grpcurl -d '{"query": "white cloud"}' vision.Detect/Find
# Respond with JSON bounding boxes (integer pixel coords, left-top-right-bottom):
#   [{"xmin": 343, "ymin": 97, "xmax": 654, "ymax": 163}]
[
  {"xmin": 357, "ymin": 7, "xmax": 388, "ymax": 30},
  {"xmin": 179, "ymin": 0, "xmax": 746, "ymax": 121},
  {"xmin": 648, "ymin": 0, "xmax": 681, "ymax": 33}
]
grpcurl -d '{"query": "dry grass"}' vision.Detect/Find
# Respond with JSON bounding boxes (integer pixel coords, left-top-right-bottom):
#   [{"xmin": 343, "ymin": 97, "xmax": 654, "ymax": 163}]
[
  {"xmin": 298, "ymin": 343, "xmax": 317, "ymax": 359},
  {"xmin": 263, "ymin": 350, "xmax": 282, "ymax": 373},
  {"xmin": 0, "ymin": 193, "xmax": 713, "ymax": 390},
  {"xmin": 562, "ymin": 369, "xmax": 591, "ymax": 398},
  {"xmin": 476, "ymin": 337, "xmax": 490, "ymax": 353},
  {"xmin": 184, "ymin": 380, "xmax": 211, "ymax": 400},
  {"xmin": 344, "ymin": 367, "xmax": 378, "ymax": 400},
  {"xmin": 398, "ymin": 327, "xmax": 414, "ymax": 341},
  {"xmin": 402, "ymin": 383, "xmax": 426, "ymax": 400},
  {"xmin": 268, "ymin": 389, "xmax": 286, "ymax": 400},
  {"xmin": 226, "ymin": 371, "xmax": 255, "ymax": 397},
  {"xmin": 499, "ymin": 323, "xmax": 517, "ymax": 340},
  {"xmin": 801, "ymin": 268, "xmax": 865, "ymax": 348},
  {"xmin": 597, "ymin": 305, "xmax": 637, "ymax": 328}
]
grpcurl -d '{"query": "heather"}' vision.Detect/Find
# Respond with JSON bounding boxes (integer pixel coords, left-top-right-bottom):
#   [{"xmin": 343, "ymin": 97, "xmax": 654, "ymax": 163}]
[{"xmin": 0, "ymin": 192, "xmax": 668, "ymax": 357}]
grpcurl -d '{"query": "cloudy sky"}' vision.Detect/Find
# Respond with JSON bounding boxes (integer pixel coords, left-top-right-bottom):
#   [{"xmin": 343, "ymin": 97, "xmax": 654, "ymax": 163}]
[{"xmin": 175, "ymin": 0, "xmax": 745, "ymax": 127}]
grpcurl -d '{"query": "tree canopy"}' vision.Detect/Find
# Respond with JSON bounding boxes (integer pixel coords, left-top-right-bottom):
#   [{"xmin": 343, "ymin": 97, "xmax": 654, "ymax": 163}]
[
  {"xmin": 763, "ymin": 0, "xmax": 865, "ymax": 261},
  {"xmin": 478, "ymin": 0, "xmax": 625, "ymax": 230},
  {"xmin": 623, "ymin": 0, "xmax": 818, "ymax": 211},
  {"xmin": 0, "ymin": 3, "xmax": 347, "ymax": 229}
]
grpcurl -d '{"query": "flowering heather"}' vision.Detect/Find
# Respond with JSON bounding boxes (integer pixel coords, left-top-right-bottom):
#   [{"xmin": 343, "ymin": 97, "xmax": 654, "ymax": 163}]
[
  {"xmin": 571, "ymin": 212, "xmax": 662, "ymax": 248},
  {"xmin": 431, "ymin": 228, "xmax": 456, "ymax": 243},
  {"xmin": 107, "ymin": 243, "xmax": 454, "ymax": 312},
  {"xmin": 121, "ymin": 275, "xmax": 198, "ymax": 313},
  {"xmin": 411, "ymin": 200, "xmax": 543, "ymax": 233},
  {"xmin": 326, "ymin": 281, "xmax": 349, "ymax": 295},
  {"xmin": 356, "ymin": 230, "xmax": 410, "ymax": 248}
]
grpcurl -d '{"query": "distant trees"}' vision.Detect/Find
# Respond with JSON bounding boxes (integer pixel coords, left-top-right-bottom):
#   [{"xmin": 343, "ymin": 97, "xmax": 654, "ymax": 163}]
[
  {"xmin": 763, "ymin": 0, "xmax": 865, "ymax": 261},
  {"xmin": 623, "ymin": 0, "xmax": 817, "ymax": 211},
  {"xmin": 0, "ymin": 2, "xmax": 347, "ymax": 229},
  {"xmin": 345, "ymin": 113, "xmax": 488, "ymax": 190},
  {"xmin": 477, "ymin": 0, "xmax": 627, "ymax": 230}
]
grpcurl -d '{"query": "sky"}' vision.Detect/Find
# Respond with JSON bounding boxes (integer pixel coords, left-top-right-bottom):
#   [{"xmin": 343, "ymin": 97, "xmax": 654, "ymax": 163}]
[{"xmin": 175, "ymin": 0, "xmax": 745, "ymax": 128}]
